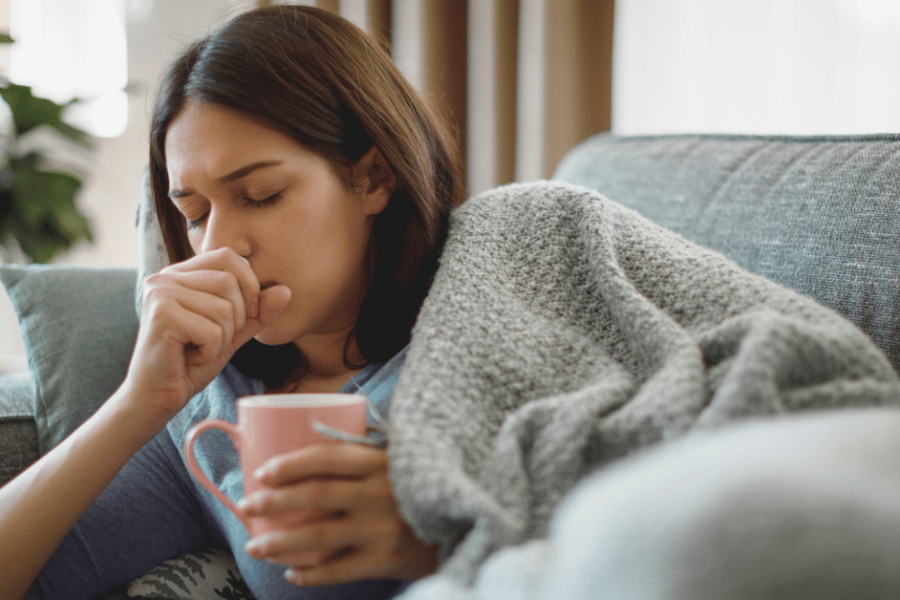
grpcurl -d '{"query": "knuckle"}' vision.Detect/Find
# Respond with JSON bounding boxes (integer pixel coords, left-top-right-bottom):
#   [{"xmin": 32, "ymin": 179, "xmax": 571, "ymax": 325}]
[
  {"xmin": 144, "ymin": 271, "xmax": 167, "ymax": 287},
  {"xmin": 307, "ymin": 524, "xmax": 328, "ymax": 547},
  {"xmin": 144, "ymin": 297, "xmax": 173, "ymax": 325},
  {"xmin": 213, "ymin": 269, "xmax": 237, "ymax": 286},
  {"xmin": 210, "ymin": 297, "xmax": 234, "ymax": 323},
  {"xmin": 306, "ymin": 481, "xmax": 329, "ymax": 504},
  {"xmin": 306, "ymin": 564, "xmax": 333, "ymax": 586},
  {"xmin": 369, "ymin": 539, "xmax": 398, "ymax": 572},
  {"xmin": 206, "ymin": 320, "xmax": 226, "ymax": 342},
  {"xmin": 358, "ymin": 447, "xmax": 387, "ymax": 474},
  {"xmin": 266, "ymin": 460, "xmax": 287, "ymax": 482},
  {"xmin": 373, "ymin": 477, "xmax": 394, "ymax": 503},
  {"xmin": 260, "ymin": 537, "xmax": 280, "ymax": 555},
  {"xmin": 315, "ymin": 446, "xmax": 341, "ymax": 471},
  {"xmin": 142, "ymin": 277, "xmax": 170, "ymax": 302},
  {"xmin": 358, "ymin": 476, "xmax": 393, "ymax": 509},
  {"xmin": 380, "ymin": 518, "xmax": 403, "ymax": 544},
  {"xmin": 203, "ymin": 270, "xmax": 235, "ymax": 295},
  {"xmin": 370, "ymin": 450, "xmax": 388, "ymax": 469},
  {"xmin": 346, "ymin": 484, "xmax": 365, "ymax": 505},
  {"xmin": 256, "ymin": 492, "xmax": 277, "ymax": 513},
  {"xmin": 192, "ymin": 326, "xmax": 225, "ymax": 359}
]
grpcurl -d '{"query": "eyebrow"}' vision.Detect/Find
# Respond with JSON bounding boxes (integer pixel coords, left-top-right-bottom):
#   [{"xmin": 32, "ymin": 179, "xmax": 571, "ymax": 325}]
[{"xmin": 167, "ymin": 160, "xmax": 285, "ymax": 198}]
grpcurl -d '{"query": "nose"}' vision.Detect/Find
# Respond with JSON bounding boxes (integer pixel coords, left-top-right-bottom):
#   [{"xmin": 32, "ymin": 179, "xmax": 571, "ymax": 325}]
[{"xmin": 199, "ymin": 208, "xmax": 252, "ymax": 257}]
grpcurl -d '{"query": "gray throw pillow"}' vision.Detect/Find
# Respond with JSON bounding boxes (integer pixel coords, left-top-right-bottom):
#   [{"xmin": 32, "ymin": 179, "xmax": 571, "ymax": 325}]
[{"xmin": 0, "ymin": 265, "xmax": 138, "ymax": 453}]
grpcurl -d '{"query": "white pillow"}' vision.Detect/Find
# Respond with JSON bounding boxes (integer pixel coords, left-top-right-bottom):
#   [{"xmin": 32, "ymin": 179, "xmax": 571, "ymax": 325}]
[{"xmin": 134, "ymin": 167, "xmax": 169, "ymax": 317}]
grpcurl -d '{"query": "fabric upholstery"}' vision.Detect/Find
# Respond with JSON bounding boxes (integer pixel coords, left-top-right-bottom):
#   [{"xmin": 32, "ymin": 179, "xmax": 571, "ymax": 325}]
[
  {"xmin": 0, "ymin": 372, "xmax": 38, "ymax": 486},
  {"xmin": 1, "ymin": 132, "xmax": 898, "ymax": 597},
  {"xmin": 388, "ymin": 182, "xmax": 900, "ymax": 587},
  {"xmin": 125, "ymin": 542, "xmax": 254, "ymax": 599},
  {"xmin": 411, "ymin": 407, "xmax": 900, "ymax": 600},
  {"xmin": 0, "ymin": 265, "xmax": 139, "ymax": 454},
  {"xmin": 135, "ymin": 166, "xmax": 168, "ymax": 316},
  {"xmin": 553, "ymin": 133, "xmax": 900, "ymax": 372}
]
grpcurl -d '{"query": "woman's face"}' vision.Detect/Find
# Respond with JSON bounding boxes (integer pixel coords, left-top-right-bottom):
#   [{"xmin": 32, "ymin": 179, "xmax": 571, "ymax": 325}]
[{"xmin": 164, "ymin": 100, "xmax": 386, "ymax": 350}]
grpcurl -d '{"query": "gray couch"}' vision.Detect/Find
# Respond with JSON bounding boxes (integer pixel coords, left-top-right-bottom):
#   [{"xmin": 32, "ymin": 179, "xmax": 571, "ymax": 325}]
[
  {"xmin": 0, "ymin": 371, "xmax": 36, "ymax": 486},
  {"xmin": 3, "ymin": 132, "xmax": 900, "ymax": 595}
]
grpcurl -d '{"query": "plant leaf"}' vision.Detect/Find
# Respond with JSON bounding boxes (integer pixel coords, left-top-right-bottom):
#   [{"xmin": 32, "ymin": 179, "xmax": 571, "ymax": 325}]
[
  {"xmin": 0, "ymin": 82, "xmax": 91, "ymax": 145},
  {"xmin": 4, "ymin": 161, "xmax": 92, "ymax": 263}
]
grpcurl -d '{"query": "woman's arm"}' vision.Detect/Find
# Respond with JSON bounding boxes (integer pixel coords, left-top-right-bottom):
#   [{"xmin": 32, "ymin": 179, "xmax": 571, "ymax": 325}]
[
  {"xmin": 0, "ymin": 248, "xmax": 290, "ymax": 600},
  {"xmin": 0, "ymin": 386, "xmax": 171, "ymax": 600}
]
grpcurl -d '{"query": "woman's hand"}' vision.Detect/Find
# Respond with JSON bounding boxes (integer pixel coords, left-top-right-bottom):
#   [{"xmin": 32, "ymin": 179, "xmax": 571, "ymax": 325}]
[
  {"xmin": 238, "ymin": 443, "xmax": 438, "ymax": 586},
  {"xmin": 122, "ymin": 248, "xmax": 291, "ymax": 424}
]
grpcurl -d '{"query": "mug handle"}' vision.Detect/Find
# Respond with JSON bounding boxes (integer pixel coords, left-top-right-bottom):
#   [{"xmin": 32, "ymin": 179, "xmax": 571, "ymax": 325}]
[{"xmin": 184, "ymin": 419, "xmax": 250, "ymax": 531}]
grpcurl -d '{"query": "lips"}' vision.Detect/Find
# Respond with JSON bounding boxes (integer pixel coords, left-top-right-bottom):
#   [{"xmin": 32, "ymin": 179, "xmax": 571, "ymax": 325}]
[{"xmin": 259, "ymin": 279, "xmax": 280, "ymax": 292}]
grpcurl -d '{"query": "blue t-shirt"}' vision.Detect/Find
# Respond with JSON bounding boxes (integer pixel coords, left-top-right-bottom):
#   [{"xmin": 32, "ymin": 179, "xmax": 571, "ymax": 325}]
[{"xmin": 165, "ymin": 347, "xmax": 408, "ymax": 599}]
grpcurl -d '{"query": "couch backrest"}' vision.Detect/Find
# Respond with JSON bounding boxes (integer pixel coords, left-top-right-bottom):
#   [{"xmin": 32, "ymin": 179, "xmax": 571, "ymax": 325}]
[{"xmin": 553, "ymin": 133, "xmax": 900, "ymax": 373}]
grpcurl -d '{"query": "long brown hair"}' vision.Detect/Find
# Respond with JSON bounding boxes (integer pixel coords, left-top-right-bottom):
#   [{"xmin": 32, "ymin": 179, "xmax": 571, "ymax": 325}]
[{"xmin": 149, "ymin": 6, "xmax": 461, "ymax": 386}]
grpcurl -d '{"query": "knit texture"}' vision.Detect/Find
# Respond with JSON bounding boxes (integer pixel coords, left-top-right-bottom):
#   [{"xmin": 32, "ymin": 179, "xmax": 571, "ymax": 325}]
[{"xmin": 387, "ymin": 181, "xmax": 900, "ymax": 584}]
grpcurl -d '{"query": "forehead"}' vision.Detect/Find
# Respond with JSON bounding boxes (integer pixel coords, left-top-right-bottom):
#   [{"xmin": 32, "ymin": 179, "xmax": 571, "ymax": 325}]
[{"xmin": 165, "ymin": 101, "xmax": 301, "ymax": 182}]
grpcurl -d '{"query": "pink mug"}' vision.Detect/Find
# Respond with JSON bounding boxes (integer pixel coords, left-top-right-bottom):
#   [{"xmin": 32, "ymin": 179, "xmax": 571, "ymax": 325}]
[{"xmin": 184, "ymin": 393, "xmax": 367, "ymax": 565}]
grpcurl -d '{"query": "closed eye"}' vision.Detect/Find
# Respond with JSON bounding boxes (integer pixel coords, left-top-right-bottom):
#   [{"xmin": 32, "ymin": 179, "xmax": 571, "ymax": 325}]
[
  {"xmin": 187, "ymin": 214, "xmax": 208, "ymax": 230},
  {"xmin": 244, "ymin": 191, "xmax": 283, "ymax": 208},
  {"xmin": 183, "ymin": 191, "xmax": 282, "ymax": 230}
]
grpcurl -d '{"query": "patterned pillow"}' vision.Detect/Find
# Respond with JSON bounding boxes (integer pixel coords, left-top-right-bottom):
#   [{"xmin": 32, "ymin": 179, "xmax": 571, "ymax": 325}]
[
  {"xmin": 134, "ymin": 167, "xmax": 169, "ymax": 317},
  {"xmin": 125, "ymin": 543, "xmax": 256, "ymax": 600}
]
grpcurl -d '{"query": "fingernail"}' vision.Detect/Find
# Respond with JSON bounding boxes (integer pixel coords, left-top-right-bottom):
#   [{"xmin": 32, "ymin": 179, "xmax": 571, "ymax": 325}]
[
  {"xmin": 254, "ymin": 465, "xmax": 274, "ymax": 483},
  {"xmin": 284, "ymin": 569, "xmax": 303, "ymax": 586},
  {"xmin": 245, "ymin": 539, "xmax": 262, "ymax": 557}
]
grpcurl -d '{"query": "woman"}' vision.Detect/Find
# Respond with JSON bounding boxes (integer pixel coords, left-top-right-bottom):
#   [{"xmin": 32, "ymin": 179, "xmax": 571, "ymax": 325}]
[{"xmin": 0, "ymin": 6, "xmax": 461, "ymax": 599}]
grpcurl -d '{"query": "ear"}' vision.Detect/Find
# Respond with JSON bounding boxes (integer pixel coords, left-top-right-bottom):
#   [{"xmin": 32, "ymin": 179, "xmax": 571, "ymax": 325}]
[{"xmin": 354, "ymin": 145, "xmax": 397, "ymax": 217}]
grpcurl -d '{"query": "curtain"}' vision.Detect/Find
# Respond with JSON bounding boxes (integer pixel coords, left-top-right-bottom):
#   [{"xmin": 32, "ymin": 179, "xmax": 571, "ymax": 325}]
[{"xmin": 256, "ymin": 0, "xmax": 614, "ymax": 197}]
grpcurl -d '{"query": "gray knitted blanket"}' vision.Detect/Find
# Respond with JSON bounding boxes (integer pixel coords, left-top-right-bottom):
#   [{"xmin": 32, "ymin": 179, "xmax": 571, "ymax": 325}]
[{"xmin": 386, "ymin": 181, "xmax": 900, "ymax": 587}]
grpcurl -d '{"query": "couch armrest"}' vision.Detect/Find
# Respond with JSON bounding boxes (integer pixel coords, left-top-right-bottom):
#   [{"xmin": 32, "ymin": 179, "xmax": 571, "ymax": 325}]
[{"xmin": 0, "ymin": 372, "xmax": 38, "ymax": 486}]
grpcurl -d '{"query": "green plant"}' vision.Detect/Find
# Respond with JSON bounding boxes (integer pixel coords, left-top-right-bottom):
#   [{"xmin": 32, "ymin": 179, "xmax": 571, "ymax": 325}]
[{"xmin": 0, "ymin": 33, "xmax": 94, "ymax": 263}]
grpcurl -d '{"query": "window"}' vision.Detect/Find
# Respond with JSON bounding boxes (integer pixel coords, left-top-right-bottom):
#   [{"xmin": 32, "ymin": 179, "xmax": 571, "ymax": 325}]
[
  {"xmin": 10, "ymin": 0, "xmax": 128, "ymax": 138},
  {"xmin": 614, "ymin": 0, "xmax": 900, "ymax": 135}
]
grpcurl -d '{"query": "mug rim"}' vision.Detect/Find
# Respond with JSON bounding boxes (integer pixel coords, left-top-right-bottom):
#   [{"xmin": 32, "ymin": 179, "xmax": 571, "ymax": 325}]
[{"xmin": 237, "ymin": 393, "xmax": 365, "ymax": 408}]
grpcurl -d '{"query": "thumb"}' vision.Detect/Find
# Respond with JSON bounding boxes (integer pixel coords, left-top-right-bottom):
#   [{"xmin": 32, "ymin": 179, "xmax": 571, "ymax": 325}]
[{"xmin": 233, "ymin": 285, "xmax": 291, "ymax": 349}]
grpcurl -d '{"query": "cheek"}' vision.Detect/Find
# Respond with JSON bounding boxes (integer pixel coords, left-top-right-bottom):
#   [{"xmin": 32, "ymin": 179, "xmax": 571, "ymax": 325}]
[
  {"xmin": 290, "ymin": 204, "xmax": 370, "ymax": 260},
  {"xmin": 282, "ymin": 224, "xmax": 372, "ymax": 306},
  {"xmin": 187, "ymin": 232, "xmax": 202, "ymax": 255},
  {"xmin": 260, "ymin": 189, "xmax": 373, "ymax": 286}
]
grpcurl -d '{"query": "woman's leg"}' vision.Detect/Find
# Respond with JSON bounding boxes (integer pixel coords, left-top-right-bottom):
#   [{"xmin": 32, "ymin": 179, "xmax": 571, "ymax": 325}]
[
  {"xmin": 26, "ymin": 430, "xmax": 220, "ymax": 600},
  {"xmin": 539, "ymin": 408, "xmax": 900, "ymax": 600}
]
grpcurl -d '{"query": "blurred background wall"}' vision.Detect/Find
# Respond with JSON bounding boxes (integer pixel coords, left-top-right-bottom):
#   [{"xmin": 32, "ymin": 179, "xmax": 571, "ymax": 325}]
[
  {"xmin": 0, "ymin": 0, "xmax": 246, "ymax": 356},
  {"xmin": 3, "ymin": 0, "xmax": 900, "ymax": 356}
]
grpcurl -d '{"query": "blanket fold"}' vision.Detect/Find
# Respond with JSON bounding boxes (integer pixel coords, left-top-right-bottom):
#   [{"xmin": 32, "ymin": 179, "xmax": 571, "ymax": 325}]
[{"xmin": 387, "ymin": 182, "xmax": 900, "ymax": 584}]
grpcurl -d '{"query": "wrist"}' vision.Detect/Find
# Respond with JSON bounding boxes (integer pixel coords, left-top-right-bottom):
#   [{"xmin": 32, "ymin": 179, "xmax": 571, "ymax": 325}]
[{"xmin": 102, "ymin": 384, "xmax": 178, "ymax": 450}]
